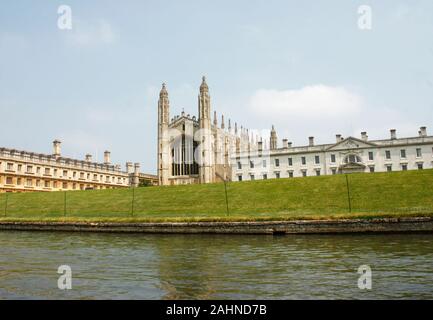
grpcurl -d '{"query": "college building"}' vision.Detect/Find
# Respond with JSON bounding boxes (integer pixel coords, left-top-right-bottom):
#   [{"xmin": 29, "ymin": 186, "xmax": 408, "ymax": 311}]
[
  {"xmin": 157, "ymin": 77, "xmax": 433, "ymax": 185},
  {"xmin": 0, "ymin": 140, "xmax": 157, "ymax": 193}
]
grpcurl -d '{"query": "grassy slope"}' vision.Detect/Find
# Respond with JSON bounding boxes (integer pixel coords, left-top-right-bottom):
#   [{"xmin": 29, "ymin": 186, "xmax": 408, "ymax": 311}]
[{"xmin": 0, "ymin": 169, "xmax": 432, "ymax": 222}]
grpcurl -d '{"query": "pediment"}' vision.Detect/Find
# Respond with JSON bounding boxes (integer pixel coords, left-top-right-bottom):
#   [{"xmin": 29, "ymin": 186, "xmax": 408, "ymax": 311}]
[{"xmin": 326, "ymin": 137, "xmax": 377, "ymax": 151}]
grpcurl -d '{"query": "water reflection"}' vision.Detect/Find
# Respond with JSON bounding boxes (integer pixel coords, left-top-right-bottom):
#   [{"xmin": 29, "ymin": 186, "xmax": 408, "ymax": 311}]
[{"xmin": 0, "ymin": 231, "xmax": 432, "ymax": 299}]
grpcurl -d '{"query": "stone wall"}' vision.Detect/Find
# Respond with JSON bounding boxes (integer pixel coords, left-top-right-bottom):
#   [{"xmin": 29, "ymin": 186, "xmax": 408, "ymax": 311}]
[{"xmin": 0, "ymin": 217, "xmax": 432, "ymax": 234}]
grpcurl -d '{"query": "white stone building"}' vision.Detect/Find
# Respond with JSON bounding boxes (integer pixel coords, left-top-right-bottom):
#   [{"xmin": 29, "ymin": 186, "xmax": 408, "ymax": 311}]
[
  {"xmin": 157, "ymin": 76, "xmax": 433, "ymax": 185},
  {"xmin": 234, "ymin": 127, "xmax": 433, "ymax": 181}
]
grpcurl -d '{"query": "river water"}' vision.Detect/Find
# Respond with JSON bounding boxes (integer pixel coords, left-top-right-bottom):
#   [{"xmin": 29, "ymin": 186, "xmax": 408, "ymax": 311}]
[{"xmin": 0, "ymin": 231, "xmax": 432, "ymax": 299}]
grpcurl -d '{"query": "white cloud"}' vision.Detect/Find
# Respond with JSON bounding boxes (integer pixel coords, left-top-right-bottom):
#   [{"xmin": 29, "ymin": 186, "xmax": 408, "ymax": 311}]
[
  {"xmin": 250, "ymin": 85, "xmax": 363, "ymax": 119},
  {"xmin": 64, "ymin": 19, "xmax": 116, "ymax": 47}
]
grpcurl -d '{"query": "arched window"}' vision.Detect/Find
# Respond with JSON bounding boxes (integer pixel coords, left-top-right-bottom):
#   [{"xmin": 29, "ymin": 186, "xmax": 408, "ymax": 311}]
[{"xmin": 344, "ymin": 154, "xmax": 362, "ymax": 164}]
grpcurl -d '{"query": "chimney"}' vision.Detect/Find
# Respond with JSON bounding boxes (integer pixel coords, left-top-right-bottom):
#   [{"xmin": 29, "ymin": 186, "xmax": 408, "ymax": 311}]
[
  {"xmin": 390, "ymin": 129, "xmax": 397, "ymax": 140},
  {"xmin": 282, "ymin": 139, "xmax": 288, "ymax": 148},
  {"xmin": 53, "ymin": 140, "xmax": 61, "ymax": 157},
  {"xmin": 85, "ymin": 154, "xmax": 93, "ymax": 162},
  {"xmin": 361, "ymin": 132, "xmax": 368, "ymax": 141},
  {"xmin": 104, "ymin": 151, "xmax": 111, "ymax": 164},
  {"xmin": 420, "ymin": 126, "xmax": 427, "ymax": 137},
  {"xmin": 288, "ymin": 142, "xmax": 293, "ymax": 148},
  {"xmin": 336, "ymin": 134, "xmax": 342, "ymax": 143},
  {"xmin": 309, "ymin": 136, "xmax": 314, "ymax": 147},
  {"xmin": 126, "ymin": 162, "xmax": 133, "ymax": 174}
]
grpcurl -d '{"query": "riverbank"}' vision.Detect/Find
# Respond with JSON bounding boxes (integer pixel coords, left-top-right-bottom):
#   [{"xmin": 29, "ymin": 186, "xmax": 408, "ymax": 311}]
[
  {"xmin": 1, "ymin": 169, "xmax": 433, "ymax": 221},
  {"xmin": 1, "ymin": 217, "xmax": 433, "ymax": 234}
]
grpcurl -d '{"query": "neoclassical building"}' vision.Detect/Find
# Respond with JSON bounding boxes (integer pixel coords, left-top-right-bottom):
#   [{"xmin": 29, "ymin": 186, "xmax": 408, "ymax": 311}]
[
  {"xmin": 235, "ymin": 127, "xmax": 433, "ymax": 181},
  {"xmin": 157, "ymin": 77, "xmax": 433, "ymax": 185},
  {"xmin": 0, "ymin": 140, "xmax": 157, "ymax": 193}
]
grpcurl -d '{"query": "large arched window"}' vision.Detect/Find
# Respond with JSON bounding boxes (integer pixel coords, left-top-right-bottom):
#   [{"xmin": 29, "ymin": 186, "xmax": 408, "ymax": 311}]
[{"xmin": 344, "ymin": 154, "xmax": 362, "ymax": 164}]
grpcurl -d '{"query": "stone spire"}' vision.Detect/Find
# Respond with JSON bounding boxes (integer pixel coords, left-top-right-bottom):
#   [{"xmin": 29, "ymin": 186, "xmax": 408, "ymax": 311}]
[
  {"xmin": 270, "ymin": 125, "xmax": 277, "ymax": 150},
  {"xmin": 200, "ymin": 76, "xmax": 209, "ymax": 93},
  {"xmin": 213, "ymin": 110, "xmax": 217, "ymax": 126},
  {"xmin": 158, "ymin": 82, "xmax": 170, "ymax": 186},
  {"xmin": 221, "ymin": 114, "xmax": 225, "ymax": 129},
  {"xmin": 228, "ymin": 119, "xmax": 232, "ymax": 130},
  {"xmin": 160, "ymin": 83, "xmax": 168, "ymax": 98}
]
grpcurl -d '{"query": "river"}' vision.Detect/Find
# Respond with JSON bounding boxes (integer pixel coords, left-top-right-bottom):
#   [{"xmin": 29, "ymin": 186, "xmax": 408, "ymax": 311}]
[{"xmin": 0, "ymin": 231, "xmax": 432, "ymax": 299}]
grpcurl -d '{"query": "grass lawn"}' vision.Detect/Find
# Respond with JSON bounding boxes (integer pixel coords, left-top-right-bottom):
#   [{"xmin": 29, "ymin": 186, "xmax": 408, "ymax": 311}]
[{"xmin": 0, "ymin": 169, "xmax": 432, "ymax": 223}]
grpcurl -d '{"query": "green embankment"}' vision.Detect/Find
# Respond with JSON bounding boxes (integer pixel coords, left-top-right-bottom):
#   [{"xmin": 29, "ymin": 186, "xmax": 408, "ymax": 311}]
[{"xmin": 0, "ymin": 169, "xmax": 432, "ymax": 222}]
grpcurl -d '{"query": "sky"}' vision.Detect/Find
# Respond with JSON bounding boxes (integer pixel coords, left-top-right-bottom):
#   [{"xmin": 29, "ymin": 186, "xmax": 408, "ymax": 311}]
[{"xmin": 1, "ymin": 0, "xmax": 432, "ymax": 174}]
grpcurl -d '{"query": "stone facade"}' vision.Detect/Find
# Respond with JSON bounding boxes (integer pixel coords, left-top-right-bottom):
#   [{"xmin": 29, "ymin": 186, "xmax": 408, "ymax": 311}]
[
  {"xmin": 0, "ymin": 141, "xmax": 158, "ymax": 193},
  {"xmin": 235, "ymin": 127, "xmax": 433, "ymax": 181},
  {"xmin": 158, "ymin": 77, "xmax": 433, "ymax": 185}
]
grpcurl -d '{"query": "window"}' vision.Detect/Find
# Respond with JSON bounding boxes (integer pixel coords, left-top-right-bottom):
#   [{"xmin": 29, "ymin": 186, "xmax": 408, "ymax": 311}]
[
  {"xmin": 301, "ymin": 157, "xmax": 306, "ymax": 165},
  {"xmin": 36, "ymin": 180, "xmax": 40, "ymax": 187},
  {"xmin": 250, "ymin": 175, "xmax": 255, "ymax": 181},
  {"xmin": 400, "ymin": 149, "xmax": 406, "ymax": 159},
  {"xmin": 17, "ymin": 164, "xmax": 22, "ymax": 172},
  {"xmin": 63, "ymin": 170, "xmax": 68, "ymax": 177},
  {"xmin": 53, "ymin": 181, "xmax": 58, "ymax": 188},
  {"xmin": 17, "ymin": 178, "xmax": 22, "ymax": 185},
  {"xmin": 263, "ymin": 174, "xmax": 267, "ymax": 180},
  {"xmin": 331, "ymin": 154, "xmax": 336, "ymax": 163},
  {"xmin": 54, "ymin": 169, "xmax": 58, "ymax": 177},
  {"xmin": 262, "ymin": 160, "xmax": 267, "ymax": 168},
  {"xmin": 6, "ymin": 177, "xmax": 13, "ymax": 184},
  {"xmin": 385, "ymin": 151, "xmax": 391, "ymax": 160},
  {"xmin": 45, "ymin": 168, "xmax": 50, "ymax": 175},
  {"xmin": 418, "ymin": 163, "xmax": 423, "ymax": 170},
  {"xmin": 62, "ymin": 182, "xmax": 68, "ymax": 189},
  {"xmin": 238, "ymin": 175, "xmax": 242, "ymax": 182},
  {"xmin": 315, "ymin": 156, "xmax": 320, "ymax": 164},
  {"xmin": 26, "ymin": 179, "xmax": 32, "ymax": 187},
  {"xmin": 302, "ymin": 171, "xmax": 307, "ymax": 177},
  {"xmin": 45, "ymin": 181, "xmax": 50, "ymax": 188},
  {"xmin": 368, "ymin": 152, "xmax": 374, "ymax": 161},
  {"xmin": 80, "ymin": 172, "xmax": 85, "ymax": 179},
  {"xmin": 386, "ymin": 165, "xmax": 392, "ymax": 172},
  {"xmin": 289, "ymin": 171, "xmax": 294, "ymax": 178},
  {"xmin": 275, "ymin": 172, "xmax": 280, "ymax": 179},
  {"xmin": 36, "ymin": 167, "xmax": 41, "ymax": 174},
  {"xmin": 402, "ymin": 164, "xmax": 408, "ymax": 171},
  {"xmin": 416, "ymin": 148, "xmax": 422, "ymax": 158},
  {"xmin": 331, "ymin": 168, "xmax": 337, "ymax": 175},
  {"xmin": 288, "ymin": 158, "xmax": 293, "ymax": 166},
  {"xmin": 27, "ymin": 165, "xmax": 33, "ymax": 173},
  {"xmin": 315, "ymin": 170, "xmax": 320, "ymax": 176},
  {"xmin": 237, "ymin": 162, "xmax": 242, "ymax": 170},
  {"xmin": 73, "ymin": 172, "xmax": 77, "ymax": 178},
  {"xmin": 7, "ymin": 163, "xmax": 13, "ymax": 171},
  {"xmin": 369, "ymin": 166, "xmax": 375, "ymax": 173},
  {"xmin": 250, "ymin": 160, "xmax": 254, "ymax": 169},
  {"xmin": 345, "ymin": 154, "xmax": 362, "ymax": 163},
  {"xmin": 275, "ymin": 159, "xmax": 280, "ymax": 167}
]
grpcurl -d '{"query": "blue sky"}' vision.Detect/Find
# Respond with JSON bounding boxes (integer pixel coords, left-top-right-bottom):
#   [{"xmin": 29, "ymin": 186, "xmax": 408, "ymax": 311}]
[{"xmin": 1, "ymin": 0, "xmax": 432, "ymax": 173}]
